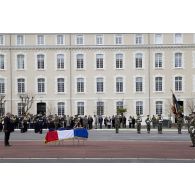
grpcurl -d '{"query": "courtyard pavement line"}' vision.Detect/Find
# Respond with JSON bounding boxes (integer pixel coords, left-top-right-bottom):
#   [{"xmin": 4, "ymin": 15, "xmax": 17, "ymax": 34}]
[
  {"xmin": 0, "ymin": 140, "xmax": 191, "ymax": 142},
  {"xmin": 0, "ymin": 157, "xmax": 195, "ymax": 161}
]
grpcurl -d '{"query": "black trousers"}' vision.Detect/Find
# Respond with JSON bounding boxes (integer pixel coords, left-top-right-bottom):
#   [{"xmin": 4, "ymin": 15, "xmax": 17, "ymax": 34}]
[{"xmin": 4, "ymin": 131, "xmax": 11, "ymax": 146}]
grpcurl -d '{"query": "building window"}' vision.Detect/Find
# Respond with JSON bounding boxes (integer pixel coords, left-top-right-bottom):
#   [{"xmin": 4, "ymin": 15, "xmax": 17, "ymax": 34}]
[
  {"xmin": 97, "ymin": 101, "xmax": 104, "ymax": 116},
  {"xmin": 57, "ymin": 78, "xmax": 65, "ymax": 93},
  {"xmin": 58, "ymin": 102, "xmax": 65, "ymax": 116},
  {"xmin": 17, "ymin": 54, "xmax": 25, "ymax": 70},
  {"xmin": 135, "ymin": 53, "xmax": 143, "ymax": 68},
  {"xmin": 18, "ymin": 103, "xmax": 25, "ymax": 116},
  {"xmin": 57, "ymin": 54, "xmax": 64, "ymax": 69},
  {"xmin": 135, "ymin": 34, "xmax": 143, "ymax": 44},
  {"xmin": 156, "ymin": 101, "xmax": 163, "ymax": 115},
  {"xmin": 96, "ymin": 35, "xmax": 103, "ymax": 45},
  {"xmin": 136, "ymin": 77, "xmax": 143, "ymax": 92},
  {"xmin": 175, "ymin": 53, "xmax": 182, "ymax": 68},
  {"xmin": 37, "ymin": 78, "xmax": 45, "ymax": 93},
  {"xmin": 57, "ymin": 34, "xmax": 64, "ymax": 45},
  {"xmin": 37, "ymin": 54, "xmax": 45, "ymax": 69},
  {"xmin": 76, "ymin": 54, "xmax": 84, "ymax": 69},
  {"xmin": 136, "ymin": 101, "xmax": 143, "ymax": 115},
  {"xmin": 77, "ymin": 102, "xmax": 84, "ymax": 115},
  {"xmin": 175, "ymin": 76, "xmax": 182, "ymax": 91},
  {"xmin": 17, "ymin": 78, "xmax": 25, "ymax": 93},
  {"xmin": 155, "ymin": 53, "xmax": 162, "ymax": 68},
  {"xmin": 76, "ymin": 35, "xmax": 84, "ymax": 45},
  {"xmin": 16, "ymin": 35, "xmax": 24, "ymax": 45},
  {"xmin": 155, "ymin": 34, "xmax": 163, "ymax": 44},
  {"xmin": 0, "ymin": 35, "xmax": 4, "ymax": 45},
  {"xmin": 116, "ymin": 53, "xmax": 123, "ymax": 69},
  {"xmin": 96, "ymin": 78, "xmax": 104, "ymax": 92},
  {"xmin": 116, "ymin": 77, "xmax": 123, "ymax": 92},
  {"xmin": 155, "ymin": 77, "xmax": 162, "ymax": 91},
  {"xmin": 116, "ymin": 101, "xmax": 123, "ymax": 110},
  {"xmin": 0, "ymin": 54, "xmax": 5, "ymax": 69},
  {"xmin": 0, "ymin": 78, "xmax": 5, "ymax": 94},
  {"xmin": 96, "ymin": 54, "xmax": 104, "ymax": 69},
  {"xmin": 77, "ymin": 78, "xmax": 84, "ymax": 93},
  {"xmin": 115, "ymin": 34, "xmax": 122, "ymax": 44},
  {"xmin": 175, "ymin": 33, "xmax": 182, "ymax": 44},
  {"xmin": 37, "ymin": 35, "xmax": 44, "ymax": 45}
]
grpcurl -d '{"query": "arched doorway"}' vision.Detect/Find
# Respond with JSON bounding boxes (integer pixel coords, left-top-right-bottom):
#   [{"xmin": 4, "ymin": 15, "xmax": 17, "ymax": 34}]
[{"xmin": 37, "ymin": 102, "xmax": 46, "ymax": 115}]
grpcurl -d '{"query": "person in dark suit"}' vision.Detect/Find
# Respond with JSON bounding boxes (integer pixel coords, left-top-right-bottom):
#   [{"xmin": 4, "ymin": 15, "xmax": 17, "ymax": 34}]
[{"xmin": 3, "ymin": 112, "xmax": 12, "ymax": 146}]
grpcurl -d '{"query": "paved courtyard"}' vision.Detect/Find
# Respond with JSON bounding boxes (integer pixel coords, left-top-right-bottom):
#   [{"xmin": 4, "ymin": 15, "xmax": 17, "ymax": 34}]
[{"xmin": 0, "ymin": 128, "xmax": 194, "ymax": 162}]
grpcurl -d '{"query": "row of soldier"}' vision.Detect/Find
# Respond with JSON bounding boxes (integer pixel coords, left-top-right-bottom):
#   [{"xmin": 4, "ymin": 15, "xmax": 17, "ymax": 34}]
[
  {"xmin": 0, "ymin": 114, "xmax": 166, "ymax": 133},
  {"xmin": 0, "ymin": 112, "xmax": 194, "ymax": 132},
  {"xmin": 0, "ymin": 114, "xmax": 95, "ymax": 134}
]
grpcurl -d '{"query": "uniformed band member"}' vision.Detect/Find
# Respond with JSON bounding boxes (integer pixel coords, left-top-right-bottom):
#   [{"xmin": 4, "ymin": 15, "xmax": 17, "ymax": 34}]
[
  {"xmin": 176, "ymin": 113, "xmax": 183, "ymax": 134},
  {"xmin": 145, "ymin": 115, "xmax": 151, "ymax": 134},
  {"xmin": 136, "ymin": 114, "xmax": 142, "ymax": 134},
  {"xmin": 157, "ymin": 114, "xmax": 163, "ymax": 134}
]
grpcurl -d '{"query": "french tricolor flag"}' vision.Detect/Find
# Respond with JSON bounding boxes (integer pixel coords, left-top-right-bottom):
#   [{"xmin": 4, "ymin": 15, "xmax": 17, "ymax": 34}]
[{"xmin": 45, "ymin": 128, "xmax": 88, "ymax": 143}]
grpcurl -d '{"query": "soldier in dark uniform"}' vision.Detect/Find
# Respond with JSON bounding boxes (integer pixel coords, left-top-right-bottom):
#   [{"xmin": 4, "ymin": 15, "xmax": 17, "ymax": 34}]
[
  {"xmin": 132, "ymin": 116, "xmax": 135, "ymax": 128},
  {"xmin": 136, "ymin": 114, "xmax": 142, "ymax": 134},
  {"xmin": 37, "ymin": 114, "xmax": 44, "ymax": 134},
  {"xmin": 145, "ymin": 115, "xmax": 151, "ymax": 134},
  {"xmin": 88, "ymin": 115, "xmax": 93, "ymax": 129},
  {"xmin": 98, "ymin": 115, "xmax": 103, "ymax": 129},
  {"xmin": 157, "ymin": 114, "xmax": 163, "ymax": 134},
  {"xmin": 176, "ymin": 113, "xmax": 183, "ymax": 134},
  {"xmin": 3, "ymin": 112, "xmax": 12, "ymax": 146},
  {"xmin": 115, "ymin": 115, "xmax": 120, "ymax": 133}
]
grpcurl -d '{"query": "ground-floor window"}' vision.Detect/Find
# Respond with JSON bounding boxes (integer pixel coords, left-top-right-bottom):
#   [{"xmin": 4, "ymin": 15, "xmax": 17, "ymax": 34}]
[
  {"xmin": 136, "ymin": 101, "xmax": 143, "ymax": 115},
  {"xmin": 97, "ymin": 101, "xmax": 104, "ymax": 116},
  {"xmin": 18, "ymin": 102, "xmax": 25, "ymax": 116},
  {"xmin": 156, "ymin": 101, "xmax": 163, "ymax": 115},
  {"xmin": 77, "ymin": 102, "xmax": 84, "ymax": 115},
  {"xmin": 58, "ymin": 102, "xmax": 65, "ymax": 116}
]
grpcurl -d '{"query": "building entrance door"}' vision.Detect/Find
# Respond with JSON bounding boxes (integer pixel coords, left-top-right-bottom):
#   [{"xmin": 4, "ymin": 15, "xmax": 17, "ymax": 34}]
[{"xmin": 37, "ymin": 102, "xmax": 46, "ymax": 115}]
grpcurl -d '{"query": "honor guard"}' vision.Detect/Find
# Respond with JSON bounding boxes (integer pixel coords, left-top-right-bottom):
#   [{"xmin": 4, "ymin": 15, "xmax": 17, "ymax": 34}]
[
  {"xmin": 176, "ymin": 113, "xmax": 183, "ymax": 134},
  {"xmin": 145, "ymin": 115, "xmax": 151, "ymax": 134},
  {"xmin": 157, "ymin": 114, "xmax": 163, "ymax": 134},
  {"xmin": 136, "ymin": 114, "xmax": 142, "ymax": 134}
]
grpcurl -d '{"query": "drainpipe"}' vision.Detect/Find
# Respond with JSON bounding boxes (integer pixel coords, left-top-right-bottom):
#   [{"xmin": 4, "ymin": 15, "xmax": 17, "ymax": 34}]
[
  {"xmin": 9, "ymin": 34, "xmax": 13, "ymax": 113},
  {"xmin": 148, "ymin": 33, "xmax": 151, "ymax": 116},
  {"xmin": 69, "ymin": 33, "xmax": 72, "ymax": 116}
]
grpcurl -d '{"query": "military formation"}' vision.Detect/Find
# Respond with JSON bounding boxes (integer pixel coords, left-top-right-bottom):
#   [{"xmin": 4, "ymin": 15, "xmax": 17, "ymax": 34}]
[{"xmin": 1, "ymin": 112, "xmax": 195, "ymax": 147}]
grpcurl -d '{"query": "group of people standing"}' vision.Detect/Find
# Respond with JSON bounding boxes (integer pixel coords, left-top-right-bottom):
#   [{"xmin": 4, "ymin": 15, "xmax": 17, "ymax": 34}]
[
  {"xmin": 134, "ymin": 114, "xmax": 163, "ymax": 134},
  {"xmin": 1, "ymin": 111, "xmax": 195, "ymax": 147}
]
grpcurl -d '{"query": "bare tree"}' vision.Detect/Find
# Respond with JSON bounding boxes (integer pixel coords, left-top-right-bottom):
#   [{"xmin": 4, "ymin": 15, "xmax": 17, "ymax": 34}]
[
  {"xmin": 47, "ymin": 102, "xmax": 55, "ymax": 115},
  {"xmin": 165, "ymin": 99, "xmax": 173, "ymax": 119},
  {"xmin": 186, "ymin": 98, "xmax": 195, "ymax": 114},
  {"xmin": 19, "ymin": 93, "xmax": 34, "ymax": 115}
]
